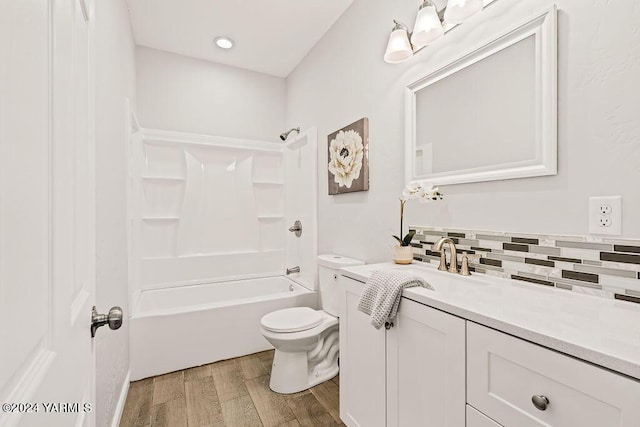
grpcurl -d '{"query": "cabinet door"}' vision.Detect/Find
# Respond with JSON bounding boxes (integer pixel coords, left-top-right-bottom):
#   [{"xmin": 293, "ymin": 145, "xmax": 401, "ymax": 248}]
[
  {"xmin": 386, "ymin": 298, "xmax": 466, "ymax": 427},
  {"xmin": 339, "ymin": 275, "xmax": 386, "ymax": 427},
  {"xmin": 467, "ymin": 322, "xmax": 640, "ymax": 427}
]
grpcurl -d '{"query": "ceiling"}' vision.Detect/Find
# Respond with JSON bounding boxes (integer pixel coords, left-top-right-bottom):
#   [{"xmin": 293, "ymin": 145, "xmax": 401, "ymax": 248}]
[{"xmin": 125, "ymin": 0, "xmax": 355, "ymax": 78}]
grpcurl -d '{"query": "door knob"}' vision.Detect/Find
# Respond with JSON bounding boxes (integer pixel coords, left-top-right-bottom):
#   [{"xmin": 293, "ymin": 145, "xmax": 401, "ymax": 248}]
[{"xmin": 91, "ymin": 306, "xmax": 123, "ymax": 337}]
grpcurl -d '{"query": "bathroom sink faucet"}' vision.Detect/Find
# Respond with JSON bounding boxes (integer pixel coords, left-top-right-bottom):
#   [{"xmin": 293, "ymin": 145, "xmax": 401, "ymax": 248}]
[
  {"xmin": 433, "ymin": 238, "xmax": 459, "ymax": 274},
  {"xmin": 286, "ymin": 266, "xmax": 300, "ymax": 275}
]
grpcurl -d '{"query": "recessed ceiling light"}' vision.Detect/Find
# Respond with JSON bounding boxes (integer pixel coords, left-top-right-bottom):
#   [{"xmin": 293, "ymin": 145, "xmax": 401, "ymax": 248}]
[{"xmin": 214, "ymin": 36, "xmax": 234, "ymax": 50}]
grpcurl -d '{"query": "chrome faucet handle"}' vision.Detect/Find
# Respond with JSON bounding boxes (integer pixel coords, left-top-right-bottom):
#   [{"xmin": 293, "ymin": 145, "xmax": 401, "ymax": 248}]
[{"xmin": 460, "ymin": 252, "xmax": 481, "ymax": 276}]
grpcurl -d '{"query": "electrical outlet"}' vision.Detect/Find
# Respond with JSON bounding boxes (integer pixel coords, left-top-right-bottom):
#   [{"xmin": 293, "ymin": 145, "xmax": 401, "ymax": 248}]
[
  {"xmin": 589, "ymin": 196, "xmax": 622, "ymax": 235},
  {"xmin": 600, "ymin": 205, "xmax": 612, "ymax": 215}
]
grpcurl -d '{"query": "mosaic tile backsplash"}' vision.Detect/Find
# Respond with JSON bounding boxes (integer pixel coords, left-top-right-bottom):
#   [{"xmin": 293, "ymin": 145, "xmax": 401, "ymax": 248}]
[{"xmin": 409, "ymin": 226, "xmax": 640, "ymax": 305}]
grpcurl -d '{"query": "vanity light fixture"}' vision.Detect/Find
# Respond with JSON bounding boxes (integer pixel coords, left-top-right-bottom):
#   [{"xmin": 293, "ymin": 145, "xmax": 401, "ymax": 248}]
[
  {"xmin": 384, "ymin": 0, "xmax": 485, "ymax": 63},
  {"xmin": 383, "ymin": 20, "xmax": 414, "ymax": 63},
  {"xmin": 214, "ymin": 36, "xmax": 234, "ymax": 49}
]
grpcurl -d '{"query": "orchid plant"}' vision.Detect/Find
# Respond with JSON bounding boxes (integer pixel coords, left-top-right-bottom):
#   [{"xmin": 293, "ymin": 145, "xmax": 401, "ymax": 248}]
[{"xmin": 393, "ymin": 182, "xmax": 443, "ymax": 246}]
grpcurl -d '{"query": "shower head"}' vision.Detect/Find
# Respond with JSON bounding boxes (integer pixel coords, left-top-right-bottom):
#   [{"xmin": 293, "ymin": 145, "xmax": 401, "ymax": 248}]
[{"xmin": 279, "ymin": 127, "xmax": 300, "ymax": 141}]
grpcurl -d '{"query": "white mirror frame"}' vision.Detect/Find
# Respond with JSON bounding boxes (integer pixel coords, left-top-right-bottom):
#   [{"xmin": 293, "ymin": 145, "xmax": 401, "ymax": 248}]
[{"xmin": 405, "ymin": 6, "xmax": 557, "ymax": 186}]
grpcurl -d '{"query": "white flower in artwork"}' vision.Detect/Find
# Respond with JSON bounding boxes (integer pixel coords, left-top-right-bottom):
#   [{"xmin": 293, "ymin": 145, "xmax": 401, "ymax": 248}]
[{"xmin": 328, "ymin": 129, "xmax": 364, "ymax": 188}]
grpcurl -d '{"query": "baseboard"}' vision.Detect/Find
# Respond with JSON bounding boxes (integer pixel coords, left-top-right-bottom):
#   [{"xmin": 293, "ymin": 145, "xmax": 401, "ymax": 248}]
[{"xmin": 111, "ymin": 370, "xmax": 131, "ymax": 427}]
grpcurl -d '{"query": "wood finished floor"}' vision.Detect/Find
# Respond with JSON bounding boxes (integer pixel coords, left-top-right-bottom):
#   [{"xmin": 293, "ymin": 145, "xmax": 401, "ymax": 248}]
[{"xmin": 119, "ymin": 350, "xmax": 344, "ymax": 427}]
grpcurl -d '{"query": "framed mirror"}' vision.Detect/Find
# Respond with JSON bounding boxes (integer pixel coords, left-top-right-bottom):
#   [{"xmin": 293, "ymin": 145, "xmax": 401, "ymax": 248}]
[{"xmin": 405, "ymin": 7, "xmax": 557, "ymax": 186}]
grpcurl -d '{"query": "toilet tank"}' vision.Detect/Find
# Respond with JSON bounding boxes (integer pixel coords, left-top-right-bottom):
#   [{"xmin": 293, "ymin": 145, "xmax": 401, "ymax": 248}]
[{"xmin": 317, "ymin": 254, "xmax": 365, "ymax": 316}]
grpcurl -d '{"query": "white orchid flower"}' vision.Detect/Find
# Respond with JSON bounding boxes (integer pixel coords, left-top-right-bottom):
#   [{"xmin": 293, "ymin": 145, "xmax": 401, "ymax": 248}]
[
  {"xmin": 401, "ymin": 182, "xmax": 422, "ymax": 201},
  {"xmin": 402, "ymin": 182, "xmax": 441, "ymax": 202},
  {"xmin": 395, "ymin": 182, "xmax": 443, "ymax": 248},
  {"xmin": 417, "ymin": 183, "xmax": 441, "ymax": 204}
]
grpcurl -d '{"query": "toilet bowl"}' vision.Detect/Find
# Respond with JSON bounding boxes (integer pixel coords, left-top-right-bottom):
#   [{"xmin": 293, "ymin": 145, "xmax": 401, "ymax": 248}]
[
  {"xmin": 259, "ymin": 254, "xmax": 365, "ymax": 394},
  {"xmin": 260, "ymin": 307, "xmax": 339, "ymax": 394}
]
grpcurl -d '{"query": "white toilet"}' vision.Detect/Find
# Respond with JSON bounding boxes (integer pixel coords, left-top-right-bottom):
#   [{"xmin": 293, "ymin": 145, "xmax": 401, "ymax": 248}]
[{"xmin": 260, "ymin": 254, "xmax": 365, "ymax": 394}]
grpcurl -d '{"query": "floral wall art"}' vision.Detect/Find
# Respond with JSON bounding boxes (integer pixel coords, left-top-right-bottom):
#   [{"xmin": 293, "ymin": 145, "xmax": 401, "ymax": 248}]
[{"xmin": 327, "ymin": 117, "xmax": 369, "ymax": 195}]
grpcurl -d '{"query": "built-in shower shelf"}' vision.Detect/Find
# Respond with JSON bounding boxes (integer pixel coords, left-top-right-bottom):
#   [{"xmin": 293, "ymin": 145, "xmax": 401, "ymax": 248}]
[
  {"xmin": 141, "ymin": 249, "xmax": 285, "ymax": 261},
  {"xmin": 252, "ymin": 180, "xmax": 284, "ymax": 186},
  {"xmin": 257, "ymin": 215, "xmax": 284, "ymax": 220},
  {"xmin": 141, "ymin": 176, "xmax": 186, "ymax": 182},
  {"xmin": 141, "ymin": 216, "xmax": 180, "ymax": 221}
]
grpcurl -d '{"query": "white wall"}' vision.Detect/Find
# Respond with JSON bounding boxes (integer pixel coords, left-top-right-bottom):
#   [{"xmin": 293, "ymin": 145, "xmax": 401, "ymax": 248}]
[
  {"xmin": 94, "ymin": 0, "xmax": 136, "ymax": 425},
  {"xmin": 136, "ymin": 46, "xmax": 286, "ymax": 142},
  {"xmin": 286, "ymin": 0, "xmax": 640, "ymax": 264}
]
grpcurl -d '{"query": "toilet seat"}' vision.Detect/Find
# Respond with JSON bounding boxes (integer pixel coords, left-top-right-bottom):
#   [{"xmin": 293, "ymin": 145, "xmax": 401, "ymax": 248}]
[{"xmin": 261, "ymin": 307, "xmax": 324, "ymax": 333}]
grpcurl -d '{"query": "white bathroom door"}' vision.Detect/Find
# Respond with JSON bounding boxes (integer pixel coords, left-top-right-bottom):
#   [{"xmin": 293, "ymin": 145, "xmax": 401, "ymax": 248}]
[{"xmin": 0, "ymin": 0, "xmax": 97, "ymax": 426}]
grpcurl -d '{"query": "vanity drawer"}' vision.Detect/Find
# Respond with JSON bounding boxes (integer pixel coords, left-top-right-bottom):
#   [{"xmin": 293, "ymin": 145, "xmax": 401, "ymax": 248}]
[
  {"xmin": 467, "ymin": 322, "xmax": 640, "ymax": 427},
  {"xmin": 467, "ymin": 405, "xmax": 502, "ymax": 427}
]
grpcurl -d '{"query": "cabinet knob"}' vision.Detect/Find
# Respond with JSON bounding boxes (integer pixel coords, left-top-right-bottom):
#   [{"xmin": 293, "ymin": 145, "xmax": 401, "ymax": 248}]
[
  {"xmin": 531, "ymin": 395, "xmax": 549, "ymax": 411},
  {"xmin": 385, "ymin": 321, "xmax": 394, "ymax": 330}
]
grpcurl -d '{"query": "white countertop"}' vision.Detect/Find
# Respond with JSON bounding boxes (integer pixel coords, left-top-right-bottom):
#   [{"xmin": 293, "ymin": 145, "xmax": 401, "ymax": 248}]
[{"xmin": 340, "ymin": 262, "xmax": 640, "ymax": 380}]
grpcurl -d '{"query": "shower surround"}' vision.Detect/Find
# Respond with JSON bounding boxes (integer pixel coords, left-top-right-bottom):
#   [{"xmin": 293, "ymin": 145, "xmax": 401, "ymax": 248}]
[{"xmin": 128, "ymin": 127, "xmax": 318, "ymax": 379}]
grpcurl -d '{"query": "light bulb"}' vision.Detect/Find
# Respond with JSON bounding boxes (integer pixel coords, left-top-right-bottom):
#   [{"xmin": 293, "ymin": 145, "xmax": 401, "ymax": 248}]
[
  {"xmin": 214, "ymin": 37, "xmax": 234, "ymax": 49},
  {"xmin": 444, "ymin": 0, "xmax": 483, "ymax": 25},
  {"xmin": 384, "ymin": 22, "xmax": 413, "ymax": 64},
  {"xmin": 411, "ymin": 1, "xmax": 444, "ymax": 47}
]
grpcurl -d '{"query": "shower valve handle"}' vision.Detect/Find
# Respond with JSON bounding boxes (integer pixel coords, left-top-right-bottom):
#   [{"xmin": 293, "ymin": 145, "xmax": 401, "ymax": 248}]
[{"xmin": 288, "ymin": 220, "xmax": 302, "ymax": 237}]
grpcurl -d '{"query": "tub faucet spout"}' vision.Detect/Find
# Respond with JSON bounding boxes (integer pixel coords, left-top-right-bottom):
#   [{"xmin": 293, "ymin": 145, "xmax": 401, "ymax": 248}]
[{"xmin": 286, "ymin": 266, "xmax": 300, "ymax": 275}]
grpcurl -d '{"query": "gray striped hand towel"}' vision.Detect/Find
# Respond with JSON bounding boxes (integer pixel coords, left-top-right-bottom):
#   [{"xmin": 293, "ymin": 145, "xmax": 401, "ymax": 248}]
[{"xmin": 357, "ymin": 270, "xmax": 432, "ymax": 329}]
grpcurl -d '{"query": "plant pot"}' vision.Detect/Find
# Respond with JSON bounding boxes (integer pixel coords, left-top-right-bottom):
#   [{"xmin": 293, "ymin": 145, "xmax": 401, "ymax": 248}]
[{"xmin": 393, "ymin": 245, "xmax": 414, "ymax": 265}]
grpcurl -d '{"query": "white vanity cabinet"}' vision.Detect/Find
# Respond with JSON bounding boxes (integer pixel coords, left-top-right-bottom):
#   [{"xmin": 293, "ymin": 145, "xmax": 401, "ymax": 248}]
[
  {"xmin": 339, "ymin": 263, "xmax": 640, "ymax": 427},
  {"xmin": 339, "ymin": 275, "xmax": 466, "ymax": 427},
  {"xmin": 339, "ymin": 270, "xmax": 640, "ymax": 427}
]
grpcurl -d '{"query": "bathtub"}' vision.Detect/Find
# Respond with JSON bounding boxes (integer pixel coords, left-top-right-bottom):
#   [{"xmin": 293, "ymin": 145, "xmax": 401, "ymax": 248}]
[{"xmin": 129, "ymin": 276, "xmax": 316, "ymax": 380}]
